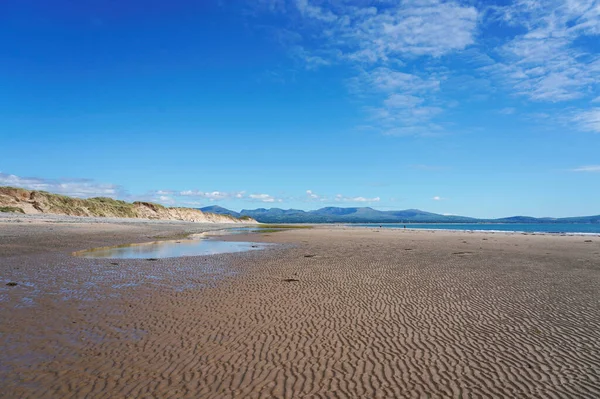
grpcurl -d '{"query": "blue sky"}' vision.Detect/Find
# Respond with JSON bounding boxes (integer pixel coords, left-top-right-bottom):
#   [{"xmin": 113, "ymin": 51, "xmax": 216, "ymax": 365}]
[{"xmin": 1, "ymin": 0, "xmax": 599, "ymax": 218}]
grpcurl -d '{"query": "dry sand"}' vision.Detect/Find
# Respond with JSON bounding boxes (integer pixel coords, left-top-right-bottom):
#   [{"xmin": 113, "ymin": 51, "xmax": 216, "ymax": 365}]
[{"xmin": 1, "ymin": 219, "xmax": 600, "ymax": 398}]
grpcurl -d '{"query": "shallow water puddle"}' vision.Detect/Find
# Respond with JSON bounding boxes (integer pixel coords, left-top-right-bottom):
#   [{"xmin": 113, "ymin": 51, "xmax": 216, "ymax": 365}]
[{"xmin": 73, "ymin": 238, "xmax": 270, "ymax": 259}]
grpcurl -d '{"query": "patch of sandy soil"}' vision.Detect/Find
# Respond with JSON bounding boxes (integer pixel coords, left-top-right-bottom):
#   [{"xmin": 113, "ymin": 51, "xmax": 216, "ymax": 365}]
[{"xmin": 1, "ymin": 222, "xmax": 600, "ymax": 398}]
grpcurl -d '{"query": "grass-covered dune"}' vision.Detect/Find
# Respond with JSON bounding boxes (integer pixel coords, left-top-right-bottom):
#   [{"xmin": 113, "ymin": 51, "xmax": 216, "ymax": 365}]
[{"xmin": 0, "ymin": 187, "xmax": 256, "ymax": 224}]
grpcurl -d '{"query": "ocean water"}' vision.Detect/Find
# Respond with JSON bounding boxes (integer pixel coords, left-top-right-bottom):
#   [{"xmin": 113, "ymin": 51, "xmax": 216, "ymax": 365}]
[{"xmin": 356, "ymin": 223, "xmax": 600, "ymax": 235}]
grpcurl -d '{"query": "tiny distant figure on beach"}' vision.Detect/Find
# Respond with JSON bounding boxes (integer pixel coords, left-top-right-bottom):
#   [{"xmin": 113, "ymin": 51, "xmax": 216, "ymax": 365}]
[
  {"xmin": 379, "ymin": 225, "xmax": 382, "ymax": 228},
  {"xmin": 404, "ymin": 225, "xmax": 406, "ymax": 229}
]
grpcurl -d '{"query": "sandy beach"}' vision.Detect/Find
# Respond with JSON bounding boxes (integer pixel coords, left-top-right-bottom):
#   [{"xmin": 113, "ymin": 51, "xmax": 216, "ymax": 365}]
[{"xmin": 1, "ymin": 217, "xmax": 600, "ymax": 398}]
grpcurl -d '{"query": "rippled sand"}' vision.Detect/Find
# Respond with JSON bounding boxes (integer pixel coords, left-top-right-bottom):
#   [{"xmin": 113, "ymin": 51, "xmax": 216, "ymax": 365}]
[{"xmin": 1, "ymin": 221, "xmax": 600, "ymax": 398}]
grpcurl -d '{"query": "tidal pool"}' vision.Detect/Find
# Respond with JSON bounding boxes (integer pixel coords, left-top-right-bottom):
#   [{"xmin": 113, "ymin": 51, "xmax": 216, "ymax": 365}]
[{"xmin": 73, "ymin": 238, "xmax": 269, "ymax": 259}]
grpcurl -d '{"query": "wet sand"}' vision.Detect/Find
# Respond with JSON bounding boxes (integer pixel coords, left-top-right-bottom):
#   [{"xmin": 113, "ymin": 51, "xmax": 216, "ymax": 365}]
[{"xmin": 1, "ymin": 220, "xmax": 600, "ymax": 398}]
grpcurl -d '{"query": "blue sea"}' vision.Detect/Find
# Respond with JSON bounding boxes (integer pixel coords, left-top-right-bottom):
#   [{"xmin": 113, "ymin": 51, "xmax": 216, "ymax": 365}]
[{"xmin": 356, "ymin": 223, "xmax": 600, "ymax": 235}]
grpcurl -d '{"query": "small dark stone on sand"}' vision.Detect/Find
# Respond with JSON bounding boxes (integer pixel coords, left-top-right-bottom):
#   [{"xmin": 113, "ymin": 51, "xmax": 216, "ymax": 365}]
[
  {"xmin": 110, "ymin": 262, "xmax": 119, "ymax": 265},
  {"xmin": 404, "ymin": 248, "xmax": 413, "ymax": 251},
  {"xmin": 251, "ymin": 245, "xmax": 258, "ymax": 248},
  {"xmin": 304, "ymin": 255, "xmax": 316, "ymax": 258},
  {"xmin": 6, "ymin": 282, "xmax": 18, "ymax": 287},
  {"xmin": 146, "ymin": 258, "xmax": 159, "ymax": 261},
  {"xmin": 283, "ymin": 279, "xmax": 300, "ymax": 282},
  {"xmin": 453, "ymin": 252, "xmax": 472, "ymax": 255},
  {"xmin": 584, "ymin": 240, "xmax": 593, "ymax": 243}
]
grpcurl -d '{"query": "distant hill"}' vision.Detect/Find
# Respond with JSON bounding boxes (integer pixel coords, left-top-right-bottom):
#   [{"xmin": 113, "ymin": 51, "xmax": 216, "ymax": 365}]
[
  {"xmin": 199, "ymin": 205, "xmax": 241, "ymax": 218},
  {"xmin": 200, "ymin": 205, "xmax": 600, "ymax": 224},
  {"xmin": 0, "ymin": 187, "xmax": 257, "ymax": 224}
]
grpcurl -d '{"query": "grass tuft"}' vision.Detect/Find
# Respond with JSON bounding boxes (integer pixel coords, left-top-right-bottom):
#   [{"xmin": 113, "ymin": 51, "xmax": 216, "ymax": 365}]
[{"xmin": 0, "ymin": 206, "xmax": 25, "ymax": 213}]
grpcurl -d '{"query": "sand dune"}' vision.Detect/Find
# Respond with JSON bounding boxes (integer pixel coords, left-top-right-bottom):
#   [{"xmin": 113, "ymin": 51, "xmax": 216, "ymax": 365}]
[{"xmin": 1, "ymin": 222, "xmax": 600, "ymax": 398}]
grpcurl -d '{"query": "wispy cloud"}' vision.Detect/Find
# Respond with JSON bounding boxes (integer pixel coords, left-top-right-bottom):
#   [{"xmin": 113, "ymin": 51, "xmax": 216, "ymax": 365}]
[
  {"xmin": 251, "ymin": 1, "xmax": 600, "ymax": 136},
  {"xmin": 483, "ymin": 0, "xmax": 600, "ymax": 103},
  {"xmin": 572, "ymin": 108, "xmax": 600, "ymax": 133},
  {"xmin": 0, "ymin": 172, "xmax": 126, "ymax": 198},
  {"xmin": 256, "ymin": 0, "xmax": 479, "ymax": 136},
  {"xmin": 571, "ymin": 165, "xmax": 600, "ymax": 172},
  {"xmin": 351, "ymin": 66, "xmax": 445, "ymax": 135}
]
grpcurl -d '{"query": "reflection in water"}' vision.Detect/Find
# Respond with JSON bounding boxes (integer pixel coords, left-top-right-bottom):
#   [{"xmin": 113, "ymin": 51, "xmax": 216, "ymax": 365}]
[{"xmin": 73, "ymin": 238, "xmax": 269, "ymax": 259}]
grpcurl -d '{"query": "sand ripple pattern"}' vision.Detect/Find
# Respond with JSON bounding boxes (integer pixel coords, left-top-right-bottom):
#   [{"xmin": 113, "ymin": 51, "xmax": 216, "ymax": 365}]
[{"xmin": 1, "ymin": 226, "xmax": 600, "ymax": 398}]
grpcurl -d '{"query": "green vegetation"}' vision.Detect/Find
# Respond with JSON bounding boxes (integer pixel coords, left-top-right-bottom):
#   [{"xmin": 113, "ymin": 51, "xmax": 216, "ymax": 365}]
[
  {"xmin": 87, "ymin": 197, "xmax": 138, "ymax": 218},
  {"xmin": 133, "ymin": 201, "xmax": 166, "ymax": 211},
  {"xmin": 0, "ymin": 206, "xmax": 24, "ymax": 213}
]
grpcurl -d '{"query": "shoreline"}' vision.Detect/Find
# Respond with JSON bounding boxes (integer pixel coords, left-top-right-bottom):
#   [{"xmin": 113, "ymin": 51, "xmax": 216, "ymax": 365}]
[
  {"xmin": 3, "ymin": 212, "xmax": 599, "ymax": 236},
  {"xmin": 349, "ymin": 224, "xmax": 600, "ymax": 236}
]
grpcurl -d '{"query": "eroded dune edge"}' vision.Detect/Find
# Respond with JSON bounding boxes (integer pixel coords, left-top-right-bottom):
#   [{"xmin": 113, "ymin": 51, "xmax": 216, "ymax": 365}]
[
  {"xmin": 0, "ymin": 187, "xmax": 256, "ymax": 223},
  {"xmin": 1, "ymin": 222, "xmax": 600, "ymax": 398}
]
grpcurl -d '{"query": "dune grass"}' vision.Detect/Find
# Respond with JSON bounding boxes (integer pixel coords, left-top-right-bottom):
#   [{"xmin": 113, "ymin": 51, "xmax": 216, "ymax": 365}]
[{"xmin": 0, "ymin": 206, "xmax": 25, "ymax": 213}]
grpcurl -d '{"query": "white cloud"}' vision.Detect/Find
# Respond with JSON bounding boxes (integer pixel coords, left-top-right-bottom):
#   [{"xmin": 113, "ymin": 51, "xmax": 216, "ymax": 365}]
[
  {"xmin": 0, "ymin": 172, "xmax": 125, "ymax": 198},
  {"xmin": 158, "ymin": 195, "xmax": 176, "ymax": 205},
  {"xmin": 572, "ymin": 108, "xmax": 600, "ymax": 133},
  {"xmin": 335, "ymin": 194, "xmax": 380, "ymax": 203},
  {"xmin": 483, "ymin": 0, "xmax": 600, "ymax": 102},
  {"xmin": 295, "ymin": 0, "xmax": 337, "ymax": 22},
  {"xmin": 351, "ymin": 66, "xmax": 445, "ymax": 135},
  {"xmin": 249, "ymin": 193, "xmax": 282, "ymax": 203},
  {"xmin": 259, "ymin": 1, "xmax": 478, "ymax": 136},
  {"xmin": 384, "ymin": 94, "xmax": 424, "ymax": 108},
  {"xmin": 352, "ymin": 67, "xmax": 440, "ymax": 94},
  {"xmin": 178, "ymin": 190, "xmax": 245, "ymax": 200},
  {"xmin": 315, "ymin": 1, "xmax": 478, "ymax": 62},
  {"xmin": 254, "ymin": 1, "xmax": 600, "ymax": 136},
  {"xmin": 571, "ymin": 165, "xmax": 600, "ymax": 172},
  {"xmin": 432, "ymin": 196, "xmax": 444, "ymax": 201},
  {"xmin": 306, "ymin": 189, "xmax": 319, "ymax": 199}
]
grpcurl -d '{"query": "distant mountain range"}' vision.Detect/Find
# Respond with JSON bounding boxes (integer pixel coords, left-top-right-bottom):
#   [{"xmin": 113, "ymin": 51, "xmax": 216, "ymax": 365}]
[{"xmin": 199, "ymin": 206, "xmax": 600, "ymax": 224}]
